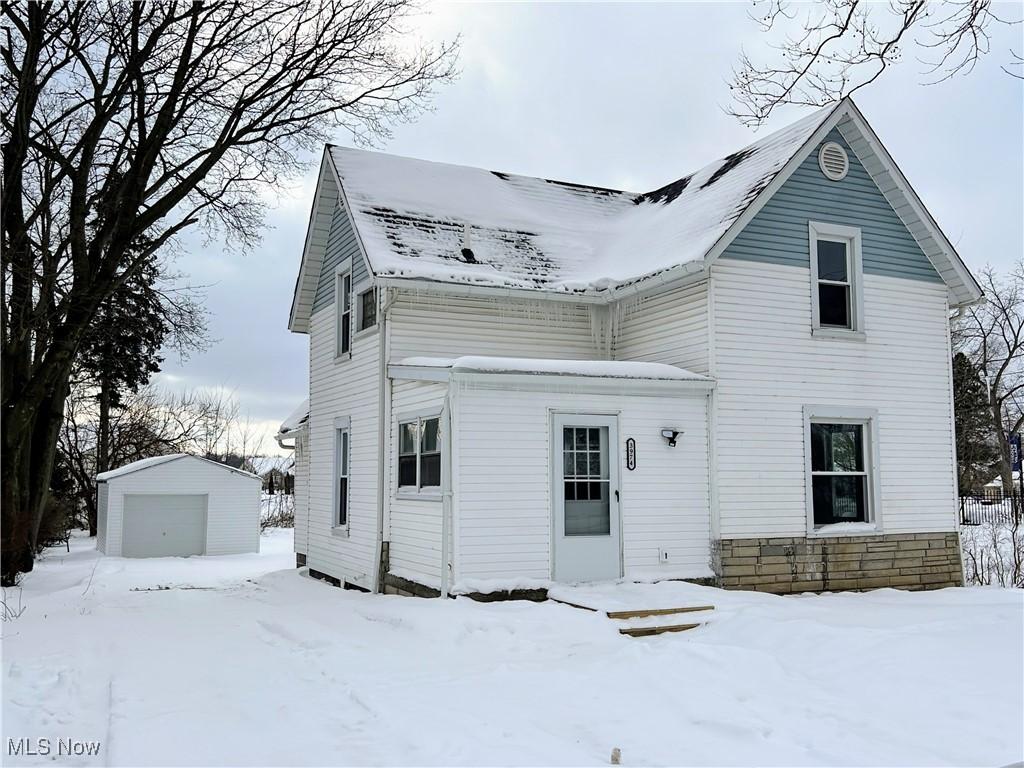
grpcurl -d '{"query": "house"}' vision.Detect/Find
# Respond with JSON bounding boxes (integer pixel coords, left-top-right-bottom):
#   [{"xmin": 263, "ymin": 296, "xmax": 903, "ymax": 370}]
[
  {"xmin": 280, "ymin": 98, "xmax": 980, "ymax": 597},
  {"xmin": 96, "ymin": 454, "xmax": 261, "ymax": 558}
]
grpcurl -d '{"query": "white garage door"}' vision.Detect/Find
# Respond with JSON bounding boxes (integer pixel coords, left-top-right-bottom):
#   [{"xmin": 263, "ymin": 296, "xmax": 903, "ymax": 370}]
[{"xmin": 122, "ymin": 494, "xmax": 207, "ymax": 558}]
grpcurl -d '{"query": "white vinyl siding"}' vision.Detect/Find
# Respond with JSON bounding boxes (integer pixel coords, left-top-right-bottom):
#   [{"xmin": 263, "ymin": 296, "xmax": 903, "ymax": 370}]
[
  {"xmin": 453, "ymin": 382, "xmax": 712, "ymax": 586},
  {"xmin": 97, "ymin": 457, "xmax": 259, "ymax": 557},
  {"xmin": 388, "ymin": 292, "xmax": 596, "ymax": 362},
  {"xmin": 711, "ymin": 259, "xmax": 958, "ymax": 538},
  {"xmin": 613, "ymin": 279, "xmax": 710, "ymax": 375},
  {"xmin": 388, "ymin": 380, "xmax": 446, "ymax": 588},
  {"xmin": 307, "ymin": 305, "xmax": 379, "ymax": 589},
  {"xmin": 293, "ymin": 431, "xmax": 310, "ymax": 556}
]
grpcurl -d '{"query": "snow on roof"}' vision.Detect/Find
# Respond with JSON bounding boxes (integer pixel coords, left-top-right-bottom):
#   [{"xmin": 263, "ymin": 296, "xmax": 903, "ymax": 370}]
[
  {"xmin": 278, "ymin": 399, "xmax": 310, "ymax": 437},
  {"xmin": 330, "ymin": 105, "xmax": 835, "ymax": 295},
  {"xmin": 96, "ymin": 454, "xmax": 262, "ymax": 482},
  {"xmin": 96, "ymin": 454, "xmax": 187, "ymax": 481},
  {"xmin": 395, "ymin": 356, "xmax": 709, "ymax": 381}
]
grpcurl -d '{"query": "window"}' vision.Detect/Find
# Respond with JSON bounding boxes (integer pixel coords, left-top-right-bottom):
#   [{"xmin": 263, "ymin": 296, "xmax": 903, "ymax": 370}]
[
  {"xmin": 809, "ymin": 222, "xmax": 863, "ymax": 336},
  {"xmin": 398, "ymin": 416, "xmax": 441, "ymax": 492},
  {"xmin": 336, "ymin": 271, "xmax": 351, "ymax": 356},
  {"xmin": 804, "ymin": 407, "xmax": 880, "ymax": 532},
  {"xmin": 358, "ymin": 288, "xmax": 377, "ymax": 332},
  {"xmin": 810, "ymin": 422, "xmax": 867, "ymax": 525},
  {"xmin": 816, "ymin": 240, "xmax": 851, "ymax": 328},
  {"xmin": 334, "ymin": 428, "xmax": 349, "ymax": 527},
  {"xmin": 562, "ymin": 426, "xmax": 610, "ymax": 536}
]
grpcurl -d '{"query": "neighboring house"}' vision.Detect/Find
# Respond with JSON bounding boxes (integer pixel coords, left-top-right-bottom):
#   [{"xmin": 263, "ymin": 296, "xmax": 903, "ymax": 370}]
[
  {"xmin": 282, "ymin": 98, "xmax": 980, "ymax": 597},
  {"xmin": 96, "ymin": 454, "xmax": 262, "ymax": 558}
]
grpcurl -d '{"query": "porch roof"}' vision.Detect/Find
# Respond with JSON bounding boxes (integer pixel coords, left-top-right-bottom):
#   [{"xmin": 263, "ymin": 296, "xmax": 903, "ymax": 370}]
[{"xmin": 391, "ymin": 356, "xmax": 711, "ymax": 382}]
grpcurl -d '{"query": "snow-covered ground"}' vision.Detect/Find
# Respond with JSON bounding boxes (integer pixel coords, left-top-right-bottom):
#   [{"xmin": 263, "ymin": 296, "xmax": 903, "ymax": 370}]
[{"xmin": 3, "ymin": 531, "xmax": 1022, "ymax": 767}]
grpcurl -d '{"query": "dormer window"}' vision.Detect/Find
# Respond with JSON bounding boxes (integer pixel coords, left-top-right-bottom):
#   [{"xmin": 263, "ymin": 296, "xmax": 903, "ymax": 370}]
[{"xmin": 809, "ymin": 222, "xmax": 864, "ymax": 339}]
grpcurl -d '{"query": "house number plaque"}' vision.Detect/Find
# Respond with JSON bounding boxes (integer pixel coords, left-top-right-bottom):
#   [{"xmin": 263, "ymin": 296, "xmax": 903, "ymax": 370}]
[{"xmin": 625, "ymin": 438, "xmax": 636, "ymax": 471}]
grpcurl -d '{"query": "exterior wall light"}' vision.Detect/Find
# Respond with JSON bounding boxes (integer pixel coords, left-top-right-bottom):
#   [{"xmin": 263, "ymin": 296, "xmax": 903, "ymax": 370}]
[{"xmin": 661, "ymin": 429, "xmax": 680, "ymax": 447}]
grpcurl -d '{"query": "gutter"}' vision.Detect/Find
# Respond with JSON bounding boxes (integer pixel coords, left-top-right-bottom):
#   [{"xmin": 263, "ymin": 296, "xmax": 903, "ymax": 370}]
[
  {"xmin": 439, "ymin": 388, "xmax": 454, "ymax": 599},
  {"xmin": 374, "ymin": 287, "xmax": 397, "ymax": 594}
]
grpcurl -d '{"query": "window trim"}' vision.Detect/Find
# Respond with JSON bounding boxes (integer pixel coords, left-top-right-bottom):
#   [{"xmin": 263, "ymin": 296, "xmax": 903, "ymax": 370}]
[
  {"xmin": 335, "ymin": 266, "xmax": 353, "ymax": 361},
  {"xmin": 332, "ymin": 420, "xmax": 351, "ymax": 534},
  {"xmin": 803, "ymin": 405, "xmax": 882, "ymax": 536},
  {"xmin": 395, "ymin": 411, "xmax": 442, "ymax": 500},
  {"xmin": 809, "ymin": 221, "xmax": 865, "ymax": 340}
]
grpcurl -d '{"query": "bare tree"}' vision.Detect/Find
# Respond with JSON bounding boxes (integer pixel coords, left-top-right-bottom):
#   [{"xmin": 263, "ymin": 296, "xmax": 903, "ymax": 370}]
[
  {"xmin": 954, "ymin": 262, "xmax": 1024, "ymax": 493},
  {"xmin": 1, "ymin": 0, "xmax": 457, "ymax": 584},
  {"xmin": 730, "ymin": 0, "xmax": 1022, "ymax": 126}
]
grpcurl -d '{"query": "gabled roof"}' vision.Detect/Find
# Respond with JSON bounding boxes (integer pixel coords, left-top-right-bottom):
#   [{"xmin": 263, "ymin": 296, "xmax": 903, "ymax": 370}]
[
  {"xmin": 96, "ymin": 454, "xmax": 261, "ymax": 482},
  {"xmin": 289, "ymin": 98, "xmax": 981, "ymax": 331}
]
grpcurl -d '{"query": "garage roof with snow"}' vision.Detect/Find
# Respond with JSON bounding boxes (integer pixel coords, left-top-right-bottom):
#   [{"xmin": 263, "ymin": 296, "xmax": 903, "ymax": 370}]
[{"xmin": 96, "ymin": 454, "xmax": 260, "ymax": 482}]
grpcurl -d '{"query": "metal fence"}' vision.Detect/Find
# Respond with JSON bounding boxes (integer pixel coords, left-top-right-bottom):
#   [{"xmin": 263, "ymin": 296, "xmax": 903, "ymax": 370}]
[{"xmin": 959, "ymin": 490, "xmax": 1023, "ymax": 525}]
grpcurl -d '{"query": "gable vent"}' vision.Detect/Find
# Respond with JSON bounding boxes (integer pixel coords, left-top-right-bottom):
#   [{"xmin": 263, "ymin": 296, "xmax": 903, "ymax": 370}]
[{"xmin": 818, "ymin": 142, "xmax": 849, "ymax": 181}]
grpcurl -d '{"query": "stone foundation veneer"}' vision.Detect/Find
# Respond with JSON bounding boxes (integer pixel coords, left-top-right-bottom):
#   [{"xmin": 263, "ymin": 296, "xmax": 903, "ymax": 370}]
[{"xmin": 718, "ymin": 532, "xmax": 963, "ymax": 593}]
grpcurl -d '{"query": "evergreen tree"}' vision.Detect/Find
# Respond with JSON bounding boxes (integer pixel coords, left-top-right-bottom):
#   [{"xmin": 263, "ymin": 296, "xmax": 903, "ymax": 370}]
[{"xmin": 953, "ymin": 352, "xmax": 1001, "ymax": 494}]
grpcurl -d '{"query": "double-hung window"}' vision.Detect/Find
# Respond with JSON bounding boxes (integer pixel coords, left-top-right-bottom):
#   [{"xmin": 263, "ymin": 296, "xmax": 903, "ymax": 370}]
[
  {"xmin": 336, "ymin": 271, "xmax": 352, "ymax": 357},
  {"xmin": 805, "ymin": 407, "xmax": 880, "ymax": 531},
  {"xmin": 334, "ymin": 427, "xmax": 350, "ymax": 527},
  {"xmin": 809, "ymin": 222, "xmax": 863, "ymax": 336},
  {"xmin": 398, "ymin": 416, "xmax": 441, "ymax": 493}
]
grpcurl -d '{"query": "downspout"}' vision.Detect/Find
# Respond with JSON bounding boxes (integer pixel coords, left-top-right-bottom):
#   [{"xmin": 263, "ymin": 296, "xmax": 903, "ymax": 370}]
[
  {"xmin": 374, "ymin": 287, "xmax": 397, "ymax": 594},
  {"xmin": 440, "ymin": 388, "xmax": 454, "ymax": 599}
]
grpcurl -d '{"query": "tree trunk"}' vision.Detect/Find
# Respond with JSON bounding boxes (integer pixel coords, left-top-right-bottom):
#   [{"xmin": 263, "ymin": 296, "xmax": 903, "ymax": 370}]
[
  {"xmin": 91, "ymin": 380, "xmax": 112, "ymax": 536},
  {"xmin": 1, "ymin": 379, "xmax": 70, "ymax": 585}
]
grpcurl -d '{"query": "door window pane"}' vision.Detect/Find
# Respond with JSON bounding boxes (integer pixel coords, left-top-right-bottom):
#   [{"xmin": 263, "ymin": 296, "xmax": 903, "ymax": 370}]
[{"xmin": 563, "ymin": 425, "xmax": 611, "ymax": 536}]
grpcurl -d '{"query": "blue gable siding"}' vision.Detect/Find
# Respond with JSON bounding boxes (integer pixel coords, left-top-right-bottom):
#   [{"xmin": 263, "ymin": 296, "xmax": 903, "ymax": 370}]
[
  {"xmin": 721, "ymin": 129, "xmax": 941, "ymax": 283},
  {"xmin": 312, "ymin": 203, "xmax": 369, "ymax": 314}
]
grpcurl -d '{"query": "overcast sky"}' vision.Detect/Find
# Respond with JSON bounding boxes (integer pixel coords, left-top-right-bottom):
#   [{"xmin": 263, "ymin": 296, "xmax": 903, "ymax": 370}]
[{"xmin": 154, "ymin": 2, "xmax": 1024, "ymax": 455}]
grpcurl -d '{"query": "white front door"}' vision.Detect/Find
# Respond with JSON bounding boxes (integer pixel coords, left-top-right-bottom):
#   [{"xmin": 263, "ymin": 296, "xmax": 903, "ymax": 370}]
[{"xmin": 552, "ymin": 414, "xmax": 621, "ymax": 583}]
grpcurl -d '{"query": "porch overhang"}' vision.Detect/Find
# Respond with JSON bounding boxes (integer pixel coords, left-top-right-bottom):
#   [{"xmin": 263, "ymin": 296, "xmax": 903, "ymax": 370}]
[{"xmin": 388, "ymin": 356, "xmax": 715, "ymax": 396}]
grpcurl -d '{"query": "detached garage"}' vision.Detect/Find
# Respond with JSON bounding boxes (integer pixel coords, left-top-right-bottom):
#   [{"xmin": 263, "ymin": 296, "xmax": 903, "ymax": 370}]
[{"xmin": 96, "ymin": 454, "xmax": 261, "ymax": 557}]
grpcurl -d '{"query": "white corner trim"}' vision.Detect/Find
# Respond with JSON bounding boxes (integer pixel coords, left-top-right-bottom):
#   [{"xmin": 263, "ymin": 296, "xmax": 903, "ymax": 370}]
[
  {"xmin": 809, "ymin": 220, "xmax": 865, "ymax": 335},
  {"xmin": 802, "ymin": 405, "xmax": 882, "ymax": 535}
]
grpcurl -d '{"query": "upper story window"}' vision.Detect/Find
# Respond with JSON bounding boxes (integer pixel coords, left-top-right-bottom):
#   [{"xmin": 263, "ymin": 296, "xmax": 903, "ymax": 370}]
[
  {"xmin": 358, "ymin": 287, "xmax": 377, "ymax": 332},
  {"xmin": 809, "ymin": 222, "xmax": 864, "ymax": 338},
  {"xmin": 336, "ymin": 270, "xmax": 351, "ymax": 357},
  {"xmin": 398, "ymin": 416, "xmax": 441, "ymax": 493}
]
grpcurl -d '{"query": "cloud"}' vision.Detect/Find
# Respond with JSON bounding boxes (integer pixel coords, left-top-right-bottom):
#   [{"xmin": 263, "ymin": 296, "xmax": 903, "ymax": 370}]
[{"xmin": 155, "ymin": 3, "xmax": 1022, "ymax": 454}]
